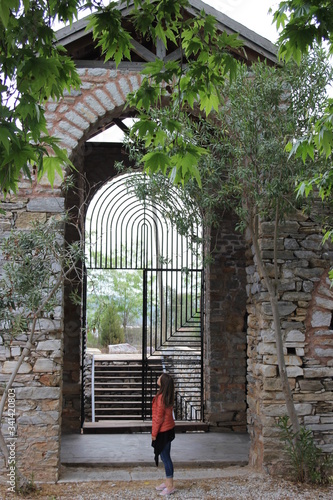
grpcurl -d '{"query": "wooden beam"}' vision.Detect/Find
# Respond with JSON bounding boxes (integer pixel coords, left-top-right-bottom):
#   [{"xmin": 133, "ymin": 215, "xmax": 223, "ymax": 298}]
[
  {"xmin": 164, "ymin": 47, "xmax": 183, "ymax": 62},
  {"xmin": 156, "ymin": 38, "xmax": 166, "ymax": 60},
  {"xmin": 130, "ymin": 38, "xmax": 156, "ymax": 62}
]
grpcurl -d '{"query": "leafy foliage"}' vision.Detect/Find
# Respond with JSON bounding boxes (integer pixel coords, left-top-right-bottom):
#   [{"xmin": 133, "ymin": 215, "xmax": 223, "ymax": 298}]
[
  {"xmin": 0, "ymin": 218, "xmax": 83, "ymax": 337},
  {"xmin": 123, "ymin": 1, "xmax": 243, "ymax": 186},
  {"xmin": 0, "ymin": 0, "xmax": 84, "ymax": 193},
  {"xmin": 94, "ymin": 301, "xmax": 125, "ymax": 348},
  {"xmin": 277, "ymin": 415, "xmax": 333, "ymax": 484},
  {"xmin": 129, "ymin": 49, "xmax": 330, "ymax": 235},
  {"xmin": 273, "ymin": 1, "xmax": 333, "ymax": 231},
  {"xmin": 0, "ymin": 0, "xmax": 244, "ymax": 195},
  {"xmin": 273, "ymin": 1, "xmax": 333, "ymax": 63},
  {"xmin": 87, "ymin": 268, "xmax": 143, "ymax": 348}
]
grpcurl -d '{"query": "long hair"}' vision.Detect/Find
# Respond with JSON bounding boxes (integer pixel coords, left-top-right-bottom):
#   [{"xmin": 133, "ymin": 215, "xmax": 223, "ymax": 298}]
[{"xmin": 158, "ymin": 373, "xmax": 175, "ymax": 408}]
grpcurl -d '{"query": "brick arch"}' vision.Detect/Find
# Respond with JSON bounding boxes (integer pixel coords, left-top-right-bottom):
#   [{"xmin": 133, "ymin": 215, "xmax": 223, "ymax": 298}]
[
  {"xmin": 45, "ymin": 68, "xmax": 143, "ymax": 156},
  {"xmin": 305, "ymin": 270, "xmax": 333, "ymax": 364}
]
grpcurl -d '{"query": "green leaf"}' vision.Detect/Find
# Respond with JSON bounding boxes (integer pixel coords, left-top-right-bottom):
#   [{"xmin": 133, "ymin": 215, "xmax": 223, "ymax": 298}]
[
  {"xmin": 40, "ymin": 156, "xmax": 64, "ymax": 187},
  {"xmin": 141, "ymin": 151, "xmax": 170, "ymax": 174}
]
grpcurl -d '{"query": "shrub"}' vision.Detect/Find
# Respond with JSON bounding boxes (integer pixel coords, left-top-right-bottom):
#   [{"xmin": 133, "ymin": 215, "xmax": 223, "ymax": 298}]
[{"xmin": 277, "ymin": 415, "xmax": 333, "ymax": 484}]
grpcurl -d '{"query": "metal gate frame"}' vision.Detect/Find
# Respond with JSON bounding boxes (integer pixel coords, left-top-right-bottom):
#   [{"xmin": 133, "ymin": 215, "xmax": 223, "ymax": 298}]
[
  {"xmin": 83, "ymin": 173, "xmax": 204, "ymax": 424},
  {"xmin": 141, "ymin": 268, "xmax": 204, "ymax": 422}
]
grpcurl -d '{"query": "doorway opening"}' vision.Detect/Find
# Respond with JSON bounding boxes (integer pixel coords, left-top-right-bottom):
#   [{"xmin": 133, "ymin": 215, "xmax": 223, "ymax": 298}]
[{"xmin": 82, "ymin": 172, "xmax": 204, "ymax": 429}]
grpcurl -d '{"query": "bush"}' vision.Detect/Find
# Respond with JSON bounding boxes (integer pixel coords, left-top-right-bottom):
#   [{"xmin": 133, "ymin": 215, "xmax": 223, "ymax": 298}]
[
  {"xmin": 277, "ymin": 415, "xmax": 333, "ymax": 484},
  {"xmin": 97, "ymin": 301, "xmax": 125, "ymax": 347}
]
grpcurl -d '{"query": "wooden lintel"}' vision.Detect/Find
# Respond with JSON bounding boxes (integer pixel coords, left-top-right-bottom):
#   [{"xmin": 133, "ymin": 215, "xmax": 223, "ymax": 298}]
[{"xmin": 74, "ymin": 60, "xmax": 146, "ymax": 71}]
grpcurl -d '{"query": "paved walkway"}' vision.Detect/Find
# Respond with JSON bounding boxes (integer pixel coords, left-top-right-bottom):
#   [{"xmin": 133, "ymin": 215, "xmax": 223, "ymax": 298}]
[{"xmin": 60, "ymin": 432, "xmax": 250, "ymax": 482}]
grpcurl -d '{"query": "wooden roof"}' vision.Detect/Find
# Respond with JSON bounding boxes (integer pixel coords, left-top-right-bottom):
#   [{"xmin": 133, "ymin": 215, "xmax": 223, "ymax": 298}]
[{"xmin": 56, "ymin": 0, "xmax": 277, "ymax": 67}]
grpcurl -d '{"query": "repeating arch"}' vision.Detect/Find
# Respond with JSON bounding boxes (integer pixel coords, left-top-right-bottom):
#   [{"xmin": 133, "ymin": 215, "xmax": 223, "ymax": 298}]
[{"xmin": 85, "ymin": 172, "xmax": 202, "ymax": 271}]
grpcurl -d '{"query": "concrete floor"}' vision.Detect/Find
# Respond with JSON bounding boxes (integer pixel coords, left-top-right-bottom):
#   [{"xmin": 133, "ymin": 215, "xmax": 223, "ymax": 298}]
[{"xmin": 60, "ymin": 431, "xmax": 250, "ymax": 482}]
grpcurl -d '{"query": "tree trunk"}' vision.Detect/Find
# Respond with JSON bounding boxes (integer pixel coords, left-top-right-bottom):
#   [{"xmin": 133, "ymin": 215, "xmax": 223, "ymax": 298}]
[{"xmin": 249, "ymin": 213, "xmax": 300, "ymax": 435}]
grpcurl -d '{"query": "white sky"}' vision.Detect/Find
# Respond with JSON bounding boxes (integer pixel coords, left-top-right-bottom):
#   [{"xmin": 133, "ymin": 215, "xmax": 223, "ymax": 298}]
[{"xmin": 205, "ymin": 0, "xmax": 280, "ymax": 42}]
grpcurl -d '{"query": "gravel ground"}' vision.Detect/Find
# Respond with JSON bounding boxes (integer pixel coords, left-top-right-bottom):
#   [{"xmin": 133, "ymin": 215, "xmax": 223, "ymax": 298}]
[{"xmin": 1, "ymin": 467, "xmax": 333, "ymax": 499}]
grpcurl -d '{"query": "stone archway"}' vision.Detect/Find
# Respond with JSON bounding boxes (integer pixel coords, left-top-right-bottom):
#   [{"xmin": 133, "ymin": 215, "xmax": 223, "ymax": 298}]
[{"xmin": 49, "ymin": 67, "xmax": 249, "ymax": 437}]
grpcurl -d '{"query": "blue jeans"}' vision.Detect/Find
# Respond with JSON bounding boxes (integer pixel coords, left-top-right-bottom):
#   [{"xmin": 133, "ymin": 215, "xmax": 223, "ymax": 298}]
[{"xmin": 160, "ymin": 441, "xmax": 174, "ymax": 478}]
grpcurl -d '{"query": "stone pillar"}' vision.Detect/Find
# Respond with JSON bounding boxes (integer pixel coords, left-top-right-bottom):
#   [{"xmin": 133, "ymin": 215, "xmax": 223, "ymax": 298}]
[
  {"xmin": 0, "ymin": 193, "xmax": 65, "ymax": 483},
  {"xmin": 246, "ymin": 212, "xmax": 333, "ymax": 472},
  {"xmin": 205, "ymin": 211, "xmax": 248, "ymax": 431}
]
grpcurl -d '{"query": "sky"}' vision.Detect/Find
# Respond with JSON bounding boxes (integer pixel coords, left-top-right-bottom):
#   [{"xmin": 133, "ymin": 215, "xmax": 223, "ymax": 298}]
[{"xmin": 204, "ymin": 0, "xmax": 280, "ymax": 43}]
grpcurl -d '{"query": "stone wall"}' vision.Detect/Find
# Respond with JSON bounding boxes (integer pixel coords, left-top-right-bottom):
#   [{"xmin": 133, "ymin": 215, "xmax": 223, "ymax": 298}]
[
  {"xmin": 0, "ymin": 195, "xmax": 65, "ymax": 484},
  {"xmin": 205, "ymin": 212, "xmax": 248, "ymax": 431},
  {"xmin": 246, "ymin": 211, "xmax": 333, "ymax": 471}
]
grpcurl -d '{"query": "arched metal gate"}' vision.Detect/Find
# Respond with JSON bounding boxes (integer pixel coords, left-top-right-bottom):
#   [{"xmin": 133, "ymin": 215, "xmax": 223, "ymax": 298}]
[{"xmin": 84, "ymin": 173, "xmax": 203, "ymax": 424}]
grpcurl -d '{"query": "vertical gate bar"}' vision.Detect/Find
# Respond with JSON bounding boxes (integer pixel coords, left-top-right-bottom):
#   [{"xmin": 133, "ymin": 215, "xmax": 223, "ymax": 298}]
[
  {"xmin": 185, "ymin": 271, "xmax": 188, "ymax": 323},
  {"xmin": 190, "ymin": 270, "xmax": 194, "ymax": 319},
  {"xmin": 81, "ymin": 266, "xmax": 88, "ymax": 429},
  {"xmin": 165, "ymin": 270, "xmax": 168, "ymax": 341},
  {"xmin": 91, "ymin": 355, "xmax": 95, "ymax": 423},
  {"xmin": 142, "ymin": 269, "xmax": 147, "ymax": 420},
  {"xmin": 170, "ymin": 270, "xmax": 173, "ymax": 337},
  {"xmin": 180, "ymin": 270, "xmax": 183, "ymax": 327},
  {"xmin": 200, "ymin": 269, "xmax": 204, "ymax": 421},
  {"xmin": 148, "ymin": 270, "xmax": 151, "ymax": 355}
]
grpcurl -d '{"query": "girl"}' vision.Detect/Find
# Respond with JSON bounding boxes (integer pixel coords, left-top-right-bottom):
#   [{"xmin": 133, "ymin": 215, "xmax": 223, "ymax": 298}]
[{"xmin": 152, "ymin": 373, "xmax": 176, "ymax": 496}]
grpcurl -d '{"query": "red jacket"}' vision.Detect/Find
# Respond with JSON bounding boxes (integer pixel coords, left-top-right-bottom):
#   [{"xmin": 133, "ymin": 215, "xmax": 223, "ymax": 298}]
[{"xmin": 152, "ymin": 393, "xmax": 175, "ymax": 438}]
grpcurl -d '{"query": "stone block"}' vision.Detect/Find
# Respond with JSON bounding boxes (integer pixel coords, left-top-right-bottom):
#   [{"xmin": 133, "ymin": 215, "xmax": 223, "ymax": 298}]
[
  {"xmin": 105, "ymin": 81, "xmax": 124, "ymax": 106},
  {"xmin": 15, "ymin": 212, "xmax": 46, "ymax": 228},
  {"xmin": 315, "ymin": 348, "xmax": 333, "ymax": 357},
  {"xmin": 304, "ymin": 415, "xmax": 320, "ymax": 424},
  {"xmin": 87, "ymin": 67, "xmax": 110, "ymax": 77},
  {"xmin": 36, "ymin": 340, "xmax": 62, "ymax": 351},
  {"xmin": 95, "ymin": 89, "xmax": 116, "ymax": 111},
  {"xmin": 308, "ymin": 423, "xmax": 333, "ymax": 431},
  {"xmin": 321, "ymin": 416, "xmax": 333, "ymax": 424},
  {"xmin": 27, "ymin": 197, "xmax": 65, "ymax": 213},
  {"xmin": 294, "ymin": 250, "xmax": 317, "ymax": 259},
  {"xmin": 262, "ymin": 301, "xmax": 297, "ymax": 317},
  {"xmin": 17, "ymin": 411, "xmax": 60, "ymax": 425},
  {"xmin": 284, "ymin": 238, "xmax": 300, "ymax": 250},
  {"xmin": 300, "ymin": 234, "xmax": 323, "ymax": 250},
  {"xmin": 303, "ymin": 281, "xmax": 314, "ymax": 293},
  {"xmin": 314, "ymin": 329, "xmax": 333, "ymax": 337},
  {"xmin": 281, "ymin": 292, "xmax": 312, "ymax": 302},
  {"xmin": 298, "ymin": 379, "xmax": 323, "ymax": 391},
  {"xmin": 259, "ymin": 364, "xmax": 278, "ymax": 377},
  {"xmin": 294, "ymin": 268, "xmax": 325, "ymax": 280},
  {"xmin": 263, "ymin": 378, "xmax": 297, "ymax": 391},
  {"xmin": 263, "ymin": 355, "xmax": 302, "ymax": 366},
  {"xmin": 15, "ymin": 387, "xmax": 61, "ymax": 399},
  {"xmin": 258, "ymin": 343, "xmax": 278, "ymax": 355},
  {"xmin": 33, "ymin": 359, "xmax": 57, "ymax": 373},
  {"xmin": 2, "ymin": 361, "xmax": 32, "ymax": 374},
  {"xmin": 285, "ymin": 329, "xmax": 305, "ymax": 343},
  {"xmin": 11, "ymin": 346, "xmax": 21, "ymax": 357},
  {"xmin": 65, "ymin": 110, "xmax": 89, "ymax": 131},
  {"xmin": 34, "ymin": 318, "xmax": 61, "ymax": 332},
  {"xmin": 286, "ymin": 366, "xmax": 303, "ymax": 377},
  {"xmin": 315, "ymin": 295, "xmax": 333, "ymax": 309},
  {"xmin": 311, "ymin": 311, "xmax": 331, "ymax": 328}
]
